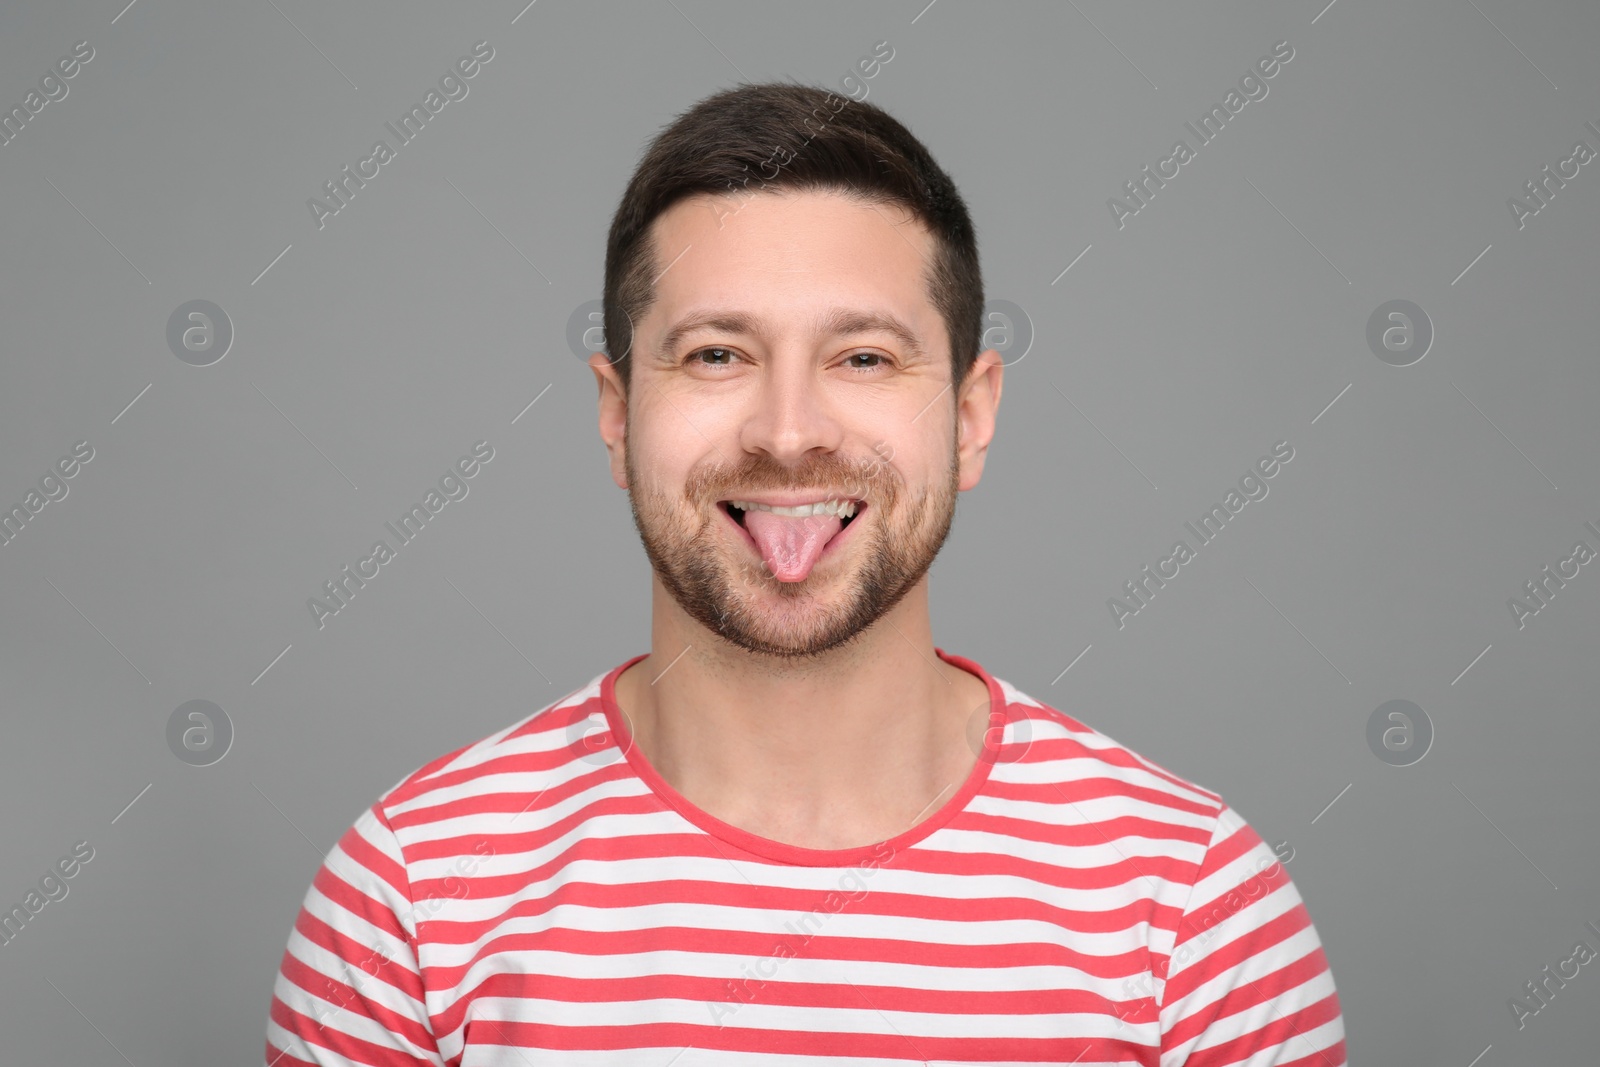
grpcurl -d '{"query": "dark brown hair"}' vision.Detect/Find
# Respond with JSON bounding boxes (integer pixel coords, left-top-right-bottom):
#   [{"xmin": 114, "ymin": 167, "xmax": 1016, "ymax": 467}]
[{"xmin": 601, "ymin": 80, "xmax": 983, "ymax": 396}]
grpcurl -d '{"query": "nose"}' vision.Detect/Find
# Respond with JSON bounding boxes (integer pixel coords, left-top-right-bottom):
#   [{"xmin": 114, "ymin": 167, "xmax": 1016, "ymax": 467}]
[{"xmin": 736, "ymin": 351, "xmax": 846, "ymax": 465}]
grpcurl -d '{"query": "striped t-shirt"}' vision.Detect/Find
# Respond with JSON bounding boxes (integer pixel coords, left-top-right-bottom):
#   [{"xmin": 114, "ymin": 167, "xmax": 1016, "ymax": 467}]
[{"xmin": 265, "ymin": 648, "xmax": 1346, "ymax": 1066}]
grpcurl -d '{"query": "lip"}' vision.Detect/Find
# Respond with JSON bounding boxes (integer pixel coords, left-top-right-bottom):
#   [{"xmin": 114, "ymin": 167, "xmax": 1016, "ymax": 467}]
[
  {"xmin": 717, "ymin": 492, "xmax": 865, "ymax": 508},
  {"xmin": 718, "ymin": 500, "xmax": 867, "ymax": 575}
]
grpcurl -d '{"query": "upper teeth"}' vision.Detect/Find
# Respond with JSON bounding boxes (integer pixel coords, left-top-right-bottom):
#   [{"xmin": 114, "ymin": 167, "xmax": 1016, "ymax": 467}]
[{"xmin": 730, "ymin": 499, "xmax": 858, "ymax": 518}]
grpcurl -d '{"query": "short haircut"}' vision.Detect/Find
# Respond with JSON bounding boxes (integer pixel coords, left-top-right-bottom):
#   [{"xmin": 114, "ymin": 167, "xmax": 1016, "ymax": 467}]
[{"xmin": 601, "ymin": 80, "xmax": 984, "ymax": 396}]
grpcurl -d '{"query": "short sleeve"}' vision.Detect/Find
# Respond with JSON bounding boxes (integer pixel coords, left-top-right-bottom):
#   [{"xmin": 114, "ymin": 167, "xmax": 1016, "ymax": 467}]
[
  {"xmin": 264, "ymin": 802, "xmax": 446, "ymax": 1067},
  {"xmin": 1157, "ymin": 804, "xmax": 1347, "ymax": 1067}
]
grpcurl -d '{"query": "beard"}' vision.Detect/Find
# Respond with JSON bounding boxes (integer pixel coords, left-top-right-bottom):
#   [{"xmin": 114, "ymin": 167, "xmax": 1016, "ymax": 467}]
[{"xmin": 624, "ymin": 425, "xmax": 960, "ymax": 661}]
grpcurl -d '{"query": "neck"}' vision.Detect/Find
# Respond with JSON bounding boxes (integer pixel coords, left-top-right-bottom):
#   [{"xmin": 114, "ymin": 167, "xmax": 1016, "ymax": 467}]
[{"xmin": 612, "ymin": 574, "xmax": 990, "ymax": 851}]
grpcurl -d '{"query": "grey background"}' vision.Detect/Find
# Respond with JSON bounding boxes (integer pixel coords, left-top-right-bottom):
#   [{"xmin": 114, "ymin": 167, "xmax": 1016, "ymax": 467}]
[{"xmin": 0, "ymin": 0, "xmax": 1595, "ymax": 1061}]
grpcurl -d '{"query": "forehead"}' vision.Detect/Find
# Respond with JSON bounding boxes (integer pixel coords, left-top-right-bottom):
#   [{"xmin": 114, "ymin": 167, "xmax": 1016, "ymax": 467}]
[{"xmin": 642, "ymin": 188, "xmax": 942, "ymax": 346}]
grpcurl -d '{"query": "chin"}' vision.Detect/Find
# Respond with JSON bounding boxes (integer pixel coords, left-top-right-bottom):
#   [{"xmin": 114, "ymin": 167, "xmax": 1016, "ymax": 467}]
[{"xmin": 706, "ymin": 589, "xmax": 869, "ymax": 659}]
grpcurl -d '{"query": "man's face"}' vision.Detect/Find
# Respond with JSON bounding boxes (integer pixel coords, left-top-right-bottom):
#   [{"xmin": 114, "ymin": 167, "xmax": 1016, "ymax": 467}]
[{"xmin": 595, "ymin": 188, "xmax": 997, "ymax": 660}]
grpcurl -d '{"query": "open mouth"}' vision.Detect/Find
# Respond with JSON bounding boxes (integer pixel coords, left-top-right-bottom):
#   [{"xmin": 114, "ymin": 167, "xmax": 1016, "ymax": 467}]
[
  {"xmin": 718, "ymin": 499, "xmax": 863, "ymax": 530},
  {"xmin": 715, "ymin": 497, "xmax": 867, "ymax": 582}
]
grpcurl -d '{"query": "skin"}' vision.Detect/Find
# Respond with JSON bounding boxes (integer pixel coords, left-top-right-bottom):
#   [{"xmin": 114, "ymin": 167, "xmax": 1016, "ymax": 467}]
[{"xmin": 588, "ymin": 187, "xmax": 1003, "ymax": 851}]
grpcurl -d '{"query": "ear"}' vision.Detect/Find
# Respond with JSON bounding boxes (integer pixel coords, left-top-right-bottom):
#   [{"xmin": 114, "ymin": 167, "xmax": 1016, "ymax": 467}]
[
  {"xmin": 955, "ymin": 349, "xmax": 1003, "ymax": 491},
  {"xmin": 589, "ymin": 353, "xmax": 629, "ymax": 489}
]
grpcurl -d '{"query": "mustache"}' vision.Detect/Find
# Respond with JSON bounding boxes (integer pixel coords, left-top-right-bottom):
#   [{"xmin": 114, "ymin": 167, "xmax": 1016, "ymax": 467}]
[{"xmin": 685, "ymin": 450, "xmax": 897, "ymax": 506}]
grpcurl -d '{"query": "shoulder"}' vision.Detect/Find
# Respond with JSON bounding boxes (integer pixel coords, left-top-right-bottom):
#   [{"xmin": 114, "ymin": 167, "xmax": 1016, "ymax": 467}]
[
  {"xmin": 992, "ymin": 673, "xmax": 1223, "ymax": 810},
  {"xmin": 983, "ymin": 671, "xmax": 1233, "ymax": 876},
  {"xmin": 367, "ymin": 668, "xmax": 617, "ymax": 849}
]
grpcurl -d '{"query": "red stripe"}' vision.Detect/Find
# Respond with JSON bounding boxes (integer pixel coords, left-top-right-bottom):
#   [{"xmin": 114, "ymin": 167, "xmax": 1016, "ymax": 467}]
[
  {"xmin": 473, "ymin": 1016, "xmax": 1154, "ymax": 1062},
  {"xmin": 424, "ymin": 921, "xmax": 1153, "ymax": 995},
  {"xmin": 268, "ymin": 993, "xmax": 437, "ymax": 1067},
  {"xmin": 274, "ymin": 949, "xmax": 437, "ymax": 1054},
  {"xmin": 432, "ymin": 969, "xmax": 1156, "ymax": 1042},
  {"xmin": 404, "ymin": 824, "xmax": 1201, "ymax": 921},
  {"xmin": 1164, "ymin": 943, "xmax": 1334, "ymax": 1048},
  {"xmin": 983, "ymin": 773, "xmax": 1217, "ymax": 821},
  {"xmin": 290, "ymin": 904, "xmax": 430, "ymax": 1008},
  {"xmin": 1178, "ymin": 991, "xmax": 1344, "ymax": 1067},
  {"xmin": 1009, "ymin": 725, "xmax": 1223, "ymax": 803},
  {"xmin": 311, "ymin": 864, "xmax": 409, "ymax": 946},
  {"xmin": 1167, "ymin": 903, "xmax": 1316, "ymax": 1005}
]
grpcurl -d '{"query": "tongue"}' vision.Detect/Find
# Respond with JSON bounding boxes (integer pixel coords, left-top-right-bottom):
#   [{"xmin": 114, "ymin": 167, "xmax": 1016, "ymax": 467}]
[{"xmin": 741, "ymin": 510, "xmax": 843, "ymax": 582}]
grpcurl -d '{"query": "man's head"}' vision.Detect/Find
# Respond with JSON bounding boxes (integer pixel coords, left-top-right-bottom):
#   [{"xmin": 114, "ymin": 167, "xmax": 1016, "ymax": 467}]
[
  {"xmin": 590, "ymin": 81, "xmax": 1002, "ymax": 661},
  {"xmin": 599, "ymin": 81, "xmax": 986, "ymax": 398}
]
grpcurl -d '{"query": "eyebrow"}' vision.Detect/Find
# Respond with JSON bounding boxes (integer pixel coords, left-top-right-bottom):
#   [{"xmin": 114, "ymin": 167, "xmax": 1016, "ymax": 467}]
[{"xmin": 655, "ymin": 306, "xmax": 927, "ymax": 362}]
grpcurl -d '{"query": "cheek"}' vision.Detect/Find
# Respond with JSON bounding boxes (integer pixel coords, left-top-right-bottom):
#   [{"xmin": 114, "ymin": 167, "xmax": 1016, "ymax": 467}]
[
  {"xmin": 627, "ymin": 441, "xmax": 704, "ymax": 513},
  {"xmin": 636, "ymin": 404, "xmax": 739, "ymax": 483},
  {"xmin": 627, "ymin": 412, "xmax": 681, "ymax": 471},
  {"xmin": 888, "ymin": 431, "xmax": 954, "ymax": 487}
]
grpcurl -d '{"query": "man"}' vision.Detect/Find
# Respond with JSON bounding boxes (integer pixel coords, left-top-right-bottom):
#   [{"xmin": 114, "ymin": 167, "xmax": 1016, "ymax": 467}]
[{"xmin": 265, "ymin": 81, "xmax": 1346, "ymax": 1065}]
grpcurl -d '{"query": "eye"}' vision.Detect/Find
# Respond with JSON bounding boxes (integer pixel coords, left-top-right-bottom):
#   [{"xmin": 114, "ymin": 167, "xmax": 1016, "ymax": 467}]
[
  {"xmin": 687, "ymin": 346, "xmax": 740, "ymax": 367},
  {"xmin": 841, "ymin": 351, "xmax": 890, "ymax": 372}
]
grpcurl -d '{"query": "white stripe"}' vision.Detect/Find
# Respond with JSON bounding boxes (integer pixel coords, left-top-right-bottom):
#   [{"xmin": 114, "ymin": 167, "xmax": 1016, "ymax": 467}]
[{"xmin": 457, "ymin": 991, "xmax": 1140, "ymax": 1041}]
